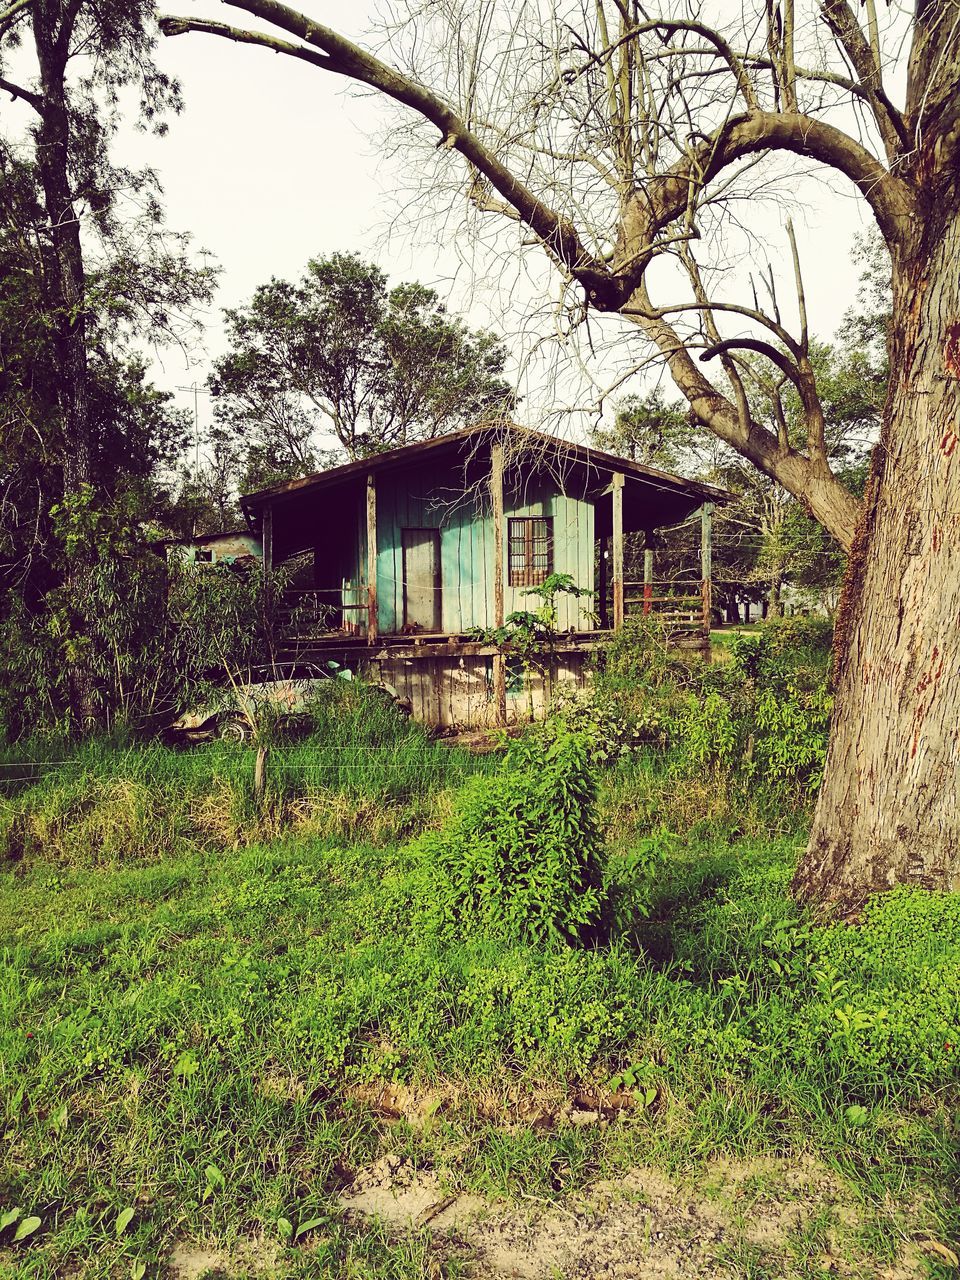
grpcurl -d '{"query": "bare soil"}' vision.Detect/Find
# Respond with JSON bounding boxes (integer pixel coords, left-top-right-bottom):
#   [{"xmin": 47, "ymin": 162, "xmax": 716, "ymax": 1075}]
[{"xmin": 336, "ymin": 1153, "xmax": 925, "ymax": 1280}]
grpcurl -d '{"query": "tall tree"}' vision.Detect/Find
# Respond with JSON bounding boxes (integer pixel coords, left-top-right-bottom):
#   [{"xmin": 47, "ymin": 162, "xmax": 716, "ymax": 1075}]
[
  {"xmin": 1, "ymin": 0, "xmax": 182, "ymax": 496},
  {"xmin": 210, "ymin": 252, "xmax": 515, "ymax": 482},
  {"xmin": 591, "ymin": 389, "xmax": 701, "ymax": 471},
  {"xmin": 1, "ymin": 2, "xmax": 213, "ymax": 726},
  {"xmin": 161, "ymin": 0, "xmax": 960, "ymax": 906}
]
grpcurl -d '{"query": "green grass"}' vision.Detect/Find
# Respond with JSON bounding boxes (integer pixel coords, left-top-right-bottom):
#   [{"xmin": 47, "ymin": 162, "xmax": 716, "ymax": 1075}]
[{"xmin": 0, "ymin": 681, "xmax": 957, "ymax": 1278}]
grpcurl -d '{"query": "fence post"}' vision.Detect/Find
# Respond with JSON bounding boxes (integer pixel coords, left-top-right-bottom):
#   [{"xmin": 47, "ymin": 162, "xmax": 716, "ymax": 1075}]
[
  {"xmin": 700, "ymin": 502, "xmax": 714, "ymax": 650},
  {"xmin": 490, "ymin": 441, "xmax": 507, "ymax": 725},
  {"xmin": 643, "ymin": 532, "xmax": 654, "ymax": 617},
  {"xmin": 612, "ymin": 472, "xmax": 625, "ymax": 631},
  {"xmin": 253, "ymin": 744, "xmax": 269, "ymax": 811}
]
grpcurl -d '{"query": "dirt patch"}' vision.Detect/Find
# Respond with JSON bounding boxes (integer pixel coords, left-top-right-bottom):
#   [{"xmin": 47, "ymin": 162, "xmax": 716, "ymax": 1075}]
[
  {"xmin": 167, "ymin": 1236, "xmax": 281, "ymax": 1279},
  {"xmin": 338, "ymin": 1155, "xmax": 925, "ymax": 1280},
  {"xmin": 344, "ymin": 1081, "xmax": 638, "ymax": 1132}
]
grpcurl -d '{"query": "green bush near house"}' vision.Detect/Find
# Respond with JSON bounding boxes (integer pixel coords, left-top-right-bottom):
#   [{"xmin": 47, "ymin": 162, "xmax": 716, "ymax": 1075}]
[{"xmin": 406, "ymin": 729, "xmax": 604, "ymax": 946}]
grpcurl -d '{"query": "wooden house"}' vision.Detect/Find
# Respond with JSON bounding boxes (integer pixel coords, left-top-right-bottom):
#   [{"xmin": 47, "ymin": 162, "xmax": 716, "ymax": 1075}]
[{"xmin": 239, "ymin": 425, "xmax": 727, "ymax": 727}]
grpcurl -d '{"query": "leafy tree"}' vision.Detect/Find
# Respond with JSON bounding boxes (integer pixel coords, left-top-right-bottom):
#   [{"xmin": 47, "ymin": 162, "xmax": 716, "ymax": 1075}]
[
  {"xmin": 165, "ymin": 441, "xmax": 244, "ymax": 540},
  {"xmin": 210, "ymin": 252, "xmax": 515, "ymax": 482},
  {"xmin": 0, "ymin": 2, "xmax": 215, "ymax": 728},
  {"xmin": 592, "ymin": 389, "xmax": 701, "ymax": 471}
]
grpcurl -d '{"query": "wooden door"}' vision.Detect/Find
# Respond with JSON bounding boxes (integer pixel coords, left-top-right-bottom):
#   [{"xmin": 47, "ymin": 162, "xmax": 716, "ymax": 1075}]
[{"xmin": 402, "ymin": 528, "xmax": 441, "ymax": 631}]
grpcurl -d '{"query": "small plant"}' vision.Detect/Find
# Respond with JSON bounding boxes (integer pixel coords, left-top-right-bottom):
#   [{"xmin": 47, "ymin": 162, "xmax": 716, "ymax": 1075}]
[
  {"xmin": 547, "ymin": 686, "xmax": 652, "ymax": 762},
  {"xmin": 470, "ymin": 574, "xmax": 594, "ymax": 713}
]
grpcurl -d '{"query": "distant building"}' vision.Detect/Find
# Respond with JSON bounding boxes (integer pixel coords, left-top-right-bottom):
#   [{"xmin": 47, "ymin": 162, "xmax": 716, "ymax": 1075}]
[{"xmin": 159, "ymin": 529, "xmax": 263, "ymax": 568}]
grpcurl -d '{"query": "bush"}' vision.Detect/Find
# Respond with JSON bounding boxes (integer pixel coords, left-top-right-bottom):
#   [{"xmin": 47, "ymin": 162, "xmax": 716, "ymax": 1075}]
[
  {"xmin": 408, "ymin": 730, "xmax": 604, "ymax": 946},
  {"xmin": 547, "ymin": 686, "xmax": 663, "ymax": 762}
]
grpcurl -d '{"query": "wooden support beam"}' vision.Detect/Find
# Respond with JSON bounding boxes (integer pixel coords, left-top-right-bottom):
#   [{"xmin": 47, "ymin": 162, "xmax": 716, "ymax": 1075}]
[
  {"xmin": 700, "ymin": 501, "xmax": 714, "ymax": 642},
  {"xmin": 490, "ymin": 441, "xmax": 507, "ymax": 725},
  {"xmin": 612, "ymin": 472, "xmax": 625, "ymax": 631},
  {"xmin": 366, "ymin": 473, "xmax": 378, "ymax": 643},
  {"xmin": 643, "ymin": 532, "xmax": 654, "ymax": 617},
  {"xmin": 261, "ymin": 504, "xmax": 273, "ymax": 576},
  {"xmin": 597, "ymin": 535, "xmax": 609, "ymax": 629}
]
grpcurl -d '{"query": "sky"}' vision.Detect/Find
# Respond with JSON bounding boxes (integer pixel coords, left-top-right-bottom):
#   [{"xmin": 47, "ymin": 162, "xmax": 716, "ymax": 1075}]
[
  {"xmin": 14, "ymin": 1, "xmax": 878, "ymax": 452},
  {"xmin": 118, "ymin": 1, "xmax": 876, "ymax": 451}
]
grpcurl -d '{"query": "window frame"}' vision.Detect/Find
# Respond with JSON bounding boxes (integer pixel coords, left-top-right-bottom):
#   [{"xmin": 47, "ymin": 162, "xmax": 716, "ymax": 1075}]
[{"xmin": 507, "ymin": 515, "xmax": 554, "ymax": 588}]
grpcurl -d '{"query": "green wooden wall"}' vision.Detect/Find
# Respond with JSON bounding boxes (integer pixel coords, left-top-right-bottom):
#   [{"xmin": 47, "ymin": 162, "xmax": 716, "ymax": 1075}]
[{"xmin": 334, "ymin": 460, "xmax": 596, "ymax": 635}]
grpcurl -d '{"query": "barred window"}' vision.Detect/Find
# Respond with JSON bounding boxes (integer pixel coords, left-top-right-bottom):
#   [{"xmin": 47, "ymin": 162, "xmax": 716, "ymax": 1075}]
[{"xmin": 508, "ymin": 516, "xmax": 553, "ymax": 587}]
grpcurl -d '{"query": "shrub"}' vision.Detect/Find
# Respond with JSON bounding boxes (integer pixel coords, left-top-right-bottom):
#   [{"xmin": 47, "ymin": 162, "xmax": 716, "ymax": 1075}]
[
  {"xmin": 750, "ymin": 682, "xmax": 832, "ymax": 790},
  {"xmin": 408, "ymin": 730, "xmax": 604, "ymax": 946},
  {"xmin": 547, "ymin": 686, "xmax": 662, "ymax": 762},
  {"xmin": 600, "ymin": 613, "xmax": 690, "ymax": 689}
]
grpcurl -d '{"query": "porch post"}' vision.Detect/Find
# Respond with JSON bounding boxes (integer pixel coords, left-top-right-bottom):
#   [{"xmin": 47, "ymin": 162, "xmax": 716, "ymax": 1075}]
[
  {"xmin": 612, "ymin": 472, "xmax": 625, "ymax": 631},
  {"xmin": 490, "ymin": 441, "xmax": 507, "ymax": 725},
  {"xmin": 597, "ymin": 535, "xmax": 609, "ymax": 629},
  {"xmin": 261, "ymin": 504, "xmax": 273, "ymax": 577},
  {"xmin": 700, "ymin": 501, "xmax": 714, "ymax": 639},
  {"xmin": 366, "ymin": 473, "xmax": 378, "ymax": 643},
  {"xmin": 643, "ymin": 532, "xmax": 654, "ymax": 617}
]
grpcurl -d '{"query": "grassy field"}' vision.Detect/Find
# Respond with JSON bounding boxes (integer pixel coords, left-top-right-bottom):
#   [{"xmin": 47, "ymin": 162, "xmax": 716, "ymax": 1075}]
[{"xmin": 1, "ymin": 679, "xmax": 958, "ymax": 1278}]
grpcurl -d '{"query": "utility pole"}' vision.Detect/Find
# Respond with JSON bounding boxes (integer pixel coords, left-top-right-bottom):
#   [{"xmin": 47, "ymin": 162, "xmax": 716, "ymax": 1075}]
[{"xmin": 177, "ymin": 383, "xmax": 211, "ymax": 538}]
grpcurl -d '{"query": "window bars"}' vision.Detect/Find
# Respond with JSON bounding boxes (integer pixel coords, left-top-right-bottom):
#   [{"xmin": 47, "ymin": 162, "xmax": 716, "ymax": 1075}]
[{"xmin": 508, "ymin": 516, "xmax": 553, "ymax": 587}]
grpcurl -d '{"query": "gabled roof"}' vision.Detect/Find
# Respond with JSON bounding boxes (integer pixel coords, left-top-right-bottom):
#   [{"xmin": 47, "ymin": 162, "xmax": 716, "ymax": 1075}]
[{"xmin": 239, "ymin": 423, "xmax": 730, "ymax": 515}]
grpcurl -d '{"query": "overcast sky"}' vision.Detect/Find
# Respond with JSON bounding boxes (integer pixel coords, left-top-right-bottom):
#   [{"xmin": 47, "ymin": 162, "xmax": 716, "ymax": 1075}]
[{"xmin": 113, "ymin": 2, "xmax": 874, "ymax": 448}]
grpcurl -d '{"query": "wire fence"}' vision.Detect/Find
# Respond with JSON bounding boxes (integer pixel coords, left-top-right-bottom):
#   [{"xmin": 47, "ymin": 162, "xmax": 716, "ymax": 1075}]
[{"xmin": 0, "ymin": 744, "xmax": 498, "ymax": 803}]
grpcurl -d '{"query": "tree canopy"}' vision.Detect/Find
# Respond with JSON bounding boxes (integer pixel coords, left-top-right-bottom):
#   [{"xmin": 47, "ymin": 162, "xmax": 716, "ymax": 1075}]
[{"xmin": 210, "ymin": 251, "xmax": 515, "ymax": 486}]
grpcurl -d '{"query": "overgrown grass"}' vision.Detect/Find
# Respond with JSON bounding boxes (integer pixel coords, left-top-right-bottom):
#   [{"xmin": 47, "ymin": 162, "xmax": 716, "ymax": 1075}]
[
  {"xmin": 1, "ymin": 821, "xmax": 958, "ymax": 1276},
  {"xmin": 0, "ymin": 650, "xmax": 957, "ymax": 1278},
  {"xmin": 0, "ymin": 685, "xmax": 495, "ymax": 862}
]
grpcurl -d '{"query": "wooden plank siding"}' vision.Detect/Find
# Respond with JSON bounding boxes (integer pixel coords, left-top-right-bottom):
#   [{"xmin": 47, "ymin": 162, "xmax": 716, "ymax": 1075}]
[
  {"xmin": 344, "ymin": 459, "xmax": 597, "ymax": 637},
  {"xmin": 369, "ymin": 651, "xmax": 593, "ymax": 729}
]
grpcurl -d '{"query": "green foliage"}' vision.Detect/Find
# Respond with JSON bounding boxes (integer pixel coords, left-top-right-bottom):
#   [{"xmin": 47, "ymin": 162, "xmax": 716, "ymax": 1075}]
[
  {"xmin": 408, "ymin": 730, "xmax": 604, "ymax": 946},
  {"xmin": 0, "ymin": 684, "xmax": 486, "ymax": 862},
  {"xmin": 600, "ymin": 613, "xmax": 689, "ymax": 689},
  {"xmin": 0, "ymin": 490, "xmax": 285, "ymax": 739},
  {"xmin": 0, "ymin": 798, "xmax": 957, "ymax": 1276},
  {"xmin": 471, "ymin": 574, "xmax": 594, "ymax": 675},
  {"xmin": 210, "ymin": 251, "xmax": 514, "ymax": 481},
  {"xmin": 547, "ymin": 686, "xmax": 652, "ymax": 762},
  {"xmin": 591, "ymin": 389, "xmax": 700, "ymax": 470},
  {"xmin": 750, "ymin": 682, "xmax": 832, "ymax": 791}
]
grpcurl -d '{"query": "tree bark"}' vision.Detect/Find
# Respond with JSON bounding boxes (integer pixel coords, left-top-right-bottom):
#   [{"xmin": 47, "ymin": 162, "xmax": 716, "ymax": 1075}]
[
  {"xmin": 33, "ymin": 3, "xmax": 97, "ymax": 727},
  {"xmin": 33, "ymin": 2, "xmax": 92, "ymax": 493},
  {"xmin": 796, "ymin": 206, "xmax": 960, "ymax": 906}
]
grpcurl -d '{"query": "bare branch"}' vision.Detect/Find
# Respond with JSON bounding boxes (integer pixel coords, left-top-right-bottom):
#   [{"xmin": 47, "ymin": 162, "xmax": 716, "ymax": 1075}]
[
  {"xmin": 700, "ymin": 336, "xmax": 801, "ymax": 387},
  {"xmin": 0, "ymin": 74, "xmax": 42, "ymax": 113},
  {"xmin": 0, "ymin": 0, "xmax": 33, "ymax": 41},
  {"xmin": 785, "ymin": 217, "xmax": 807, "ymax": 353},
  {"xmin": 818, "ymin": 0, "xmax": 909, "ymax": 159},
  {"xmin": 162, "ymin": 1, "xmax": 612, "ymax": 293},
  {"xmin": 158, "ymin": 16, "xmax": 337, "ymax": 73}
]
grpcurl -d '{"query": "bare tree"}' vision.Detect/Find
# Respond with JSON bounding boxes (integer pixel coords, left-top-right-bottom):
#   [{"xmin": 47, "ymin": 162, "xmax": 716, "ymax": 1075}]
[{"xmin": 160, "ymin": 0, "xmax": 960, "ymax": 907}]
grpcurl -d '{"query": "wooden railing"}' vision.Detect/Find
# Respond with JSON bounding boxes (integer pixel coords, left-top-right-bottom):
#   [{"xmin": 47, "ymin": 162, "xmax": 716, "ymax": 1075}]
[
  {"xmin": 276, "ymin": 588, "xmax": 368, "ymax": 640},
  {"xmin": 599, "ymin": 579, "xmax": 709, "ymax": 636}
]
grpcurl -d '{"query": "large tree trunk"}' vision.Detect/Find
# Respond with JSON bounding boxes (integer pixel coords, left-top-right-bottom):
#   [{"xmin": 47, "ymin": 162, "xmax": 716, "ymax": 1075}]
[
  {"xmin": 34, "ymin": 3, "xmax": 92, "ymax": 493},
  {"xmin": 33, "ymin": 3, "xmax": 97, "ymax": 727},
  {"xmin": 795, "ymin": 206, "xmax": 960, "ymax": 906}
]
